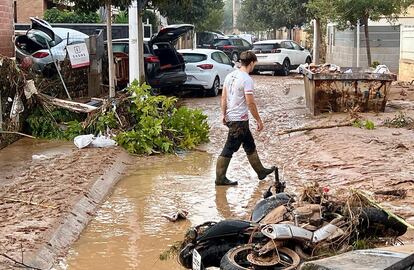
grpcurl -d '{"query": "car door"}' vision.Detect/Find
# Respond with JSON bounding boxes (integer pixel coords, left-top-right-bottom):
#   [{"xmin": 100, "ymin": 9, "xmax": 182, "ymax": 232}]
[
  {"xmin": 290, "ymin": 41, "xmax": 307, "ymax": 65},
  {"xmin": 211, "ymin": 51, "xmax": 232, "ymax": 86},
  {"xmin": 241, "ymin": 39, "xmax": 253, "ymax": 51},
  {"xmin": 281, "ymin": 41, "xmax": 299, "ymax": 65},
  {"xmin": 217, "ymin": 52, "xmax": 235, "ymax": 86}
]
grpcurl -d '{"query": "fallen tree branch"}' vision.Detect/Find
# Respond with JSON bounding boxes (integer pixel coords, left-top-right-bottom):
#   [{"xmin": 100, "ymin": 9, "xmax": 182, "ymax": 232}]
[
  {"xmin": 2, "ymin": 197, "xmax": 58, "ymax": 209},
  {"xmin": 0, "ymin": 131, "xmax": 36, "ymax": 139},
  {"xmin": 0, "ymin": 253, "xmax": 43, "ymax": 270},
  {"xmin": 276, "ymin": 123, "xmax": 352, "ymax": 136}
]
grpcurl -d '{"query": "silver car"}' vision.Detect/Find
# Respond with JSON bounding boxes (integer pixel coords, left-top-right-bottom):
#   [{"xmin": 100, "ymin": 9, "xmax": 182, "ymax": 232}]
[{"xmin": 15, "ymin": 17, "xmax": 89, "ymax": 73}]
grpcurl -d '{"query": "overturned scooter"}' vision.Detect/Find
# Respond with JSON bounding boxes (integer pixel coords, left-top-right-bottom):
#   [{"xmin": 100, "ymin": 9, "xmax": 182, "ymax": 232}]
[{"xmin": 178, "ymin": 168, "xmax": 408, "ymax": 270}]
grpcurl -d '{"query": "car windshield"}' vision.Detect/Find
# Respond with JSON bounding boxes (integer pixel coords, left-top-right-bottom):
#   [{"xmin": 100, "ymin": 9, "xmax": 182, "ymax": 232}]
[
  {"xmin": 182, "ymin": 53, "xmax": 207, "ymax": 63},
  {"xmin": 27, "ymin": 29, "xmax": 58, "ymax": 48},
  {"xmin": 213, "ymin": 39, "xmax": 231, "ymax": 46},
  {"xmin": 253, "ymin": 44, "xmax": 281, "ymax": 50}
]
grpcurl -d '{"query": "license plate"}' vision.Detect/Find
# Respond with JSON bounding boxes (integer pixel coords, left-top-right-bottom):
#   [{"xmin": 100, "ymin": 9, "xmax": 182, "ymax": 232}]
[{"xmin": 192, "ymin": 249, "xmax": 202, "ymax": 270}]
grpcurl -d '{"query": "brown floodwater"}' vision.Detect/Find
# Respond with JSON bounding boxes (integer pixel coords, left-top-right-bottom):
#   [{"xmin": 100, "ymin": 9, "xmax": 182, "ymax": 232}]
[{"xmin": 63, "ymin": 151, "xmax": 262, "ymax": 270}]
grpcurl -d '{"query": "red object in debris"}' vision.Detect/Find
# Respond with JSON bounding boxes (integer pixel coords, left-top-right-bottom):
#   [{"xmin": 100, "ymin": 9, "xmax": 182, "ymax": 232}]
[
  {"xmin": 197, "ymin": 64, "xmax": 213, "ymax": 70},
  {"xmin": 323, "ymin": 187, "xmax": 330, "ymax": 193},
  {"xmin": 20, "ymin": 57, "xmax": 33, "ymax": 70},
  {"xmin": 32, "ymin": 52, "xmax": 49, "ymax": 58}
]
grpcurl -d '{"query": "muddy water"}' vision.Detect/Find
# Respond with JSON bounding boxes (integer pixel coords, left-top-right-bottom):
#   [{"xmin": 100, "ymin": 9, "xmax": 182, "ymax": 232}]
[{"xmin": 64, "ymin": 151, "xmax": 261, "ymax": 270}]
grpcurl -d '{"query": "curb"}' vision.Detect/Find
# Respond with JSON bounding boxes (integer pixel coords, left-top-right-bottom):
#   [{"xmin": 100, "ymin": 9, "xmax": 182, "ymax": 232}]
[{"xmin": 27, "ymin": 150, "xmax": 130, "ymax": 269}]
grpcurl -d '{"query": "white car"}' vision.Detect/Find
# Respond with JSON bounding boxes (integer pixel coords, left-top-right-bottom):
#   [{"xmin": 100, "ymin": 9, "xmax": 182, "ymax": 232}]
[
  {"xmin": 178, "ymin": 49, "xmax": 235, "ymax": 96},
  {"xmin": 252, "ymin": 40, "xmax": 312, "ymax": 76},
  {"xmin": 15, "ymin": 17, "xmax": 89, "ymax": 74}
]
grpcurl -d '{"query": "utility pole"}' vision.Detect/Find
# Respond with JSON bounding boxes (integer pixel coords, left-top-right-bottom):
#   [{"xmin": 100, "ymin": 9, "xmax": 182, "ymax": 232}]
[
  {"xmin": 129, "ymin": 0, "xmax": 147, "ymax": 84},
  {"xmin": 106, "ymin": 1, "xmax": 115, "ymax": 98}
]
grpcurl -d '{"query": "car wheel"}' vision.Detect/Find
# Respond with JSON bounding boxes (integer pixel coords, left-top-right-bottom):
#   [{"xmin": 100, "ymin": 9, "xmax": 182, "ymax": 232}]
[
  {"xmin": 305, "ymin": 56, "xmax": 312, "ymax": 64},
  {"xmin": 207, "ymin": 77, "xmax": 220, "ymax": 97},
  {"xmin": 279, "ymin": 59, "xmax": 290, "ymax": 76},
  {"xmin": 231, "ymin": 52, "xmax": 239, "ymax": 62}
]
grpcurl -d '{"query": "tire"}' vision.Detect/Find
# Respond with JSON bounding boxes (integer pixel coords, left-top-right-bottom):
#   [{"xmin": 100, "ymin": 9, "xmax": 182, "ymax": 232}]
[
  {"xmin": 232, "ymin": 52, "xmax": 239, "ymax": 62},
  {"xmin": 207, "ymin": 77, "xmax": 220, "ymax": 97},
  {"xmin": 305, "ymin": 56, "xmax": 312, "ymax": 64},
  {"xmin": 220, "ymin": 244, "xmax": 300, "ymax": 270},
  {"xmin": 357, "ymin": 207, "xmax": 407, "ymax": 237},
  {"xmin": 279, "ymin": 59, "xmax": 290, "ymax": 76}
]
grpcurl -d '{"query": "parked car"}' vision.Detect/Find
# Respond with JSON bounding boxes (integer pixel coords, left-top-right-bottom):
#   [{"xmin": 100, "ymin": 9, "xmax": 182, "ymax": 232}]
[
  {"xmin": 110, "ymin": 24, "xmax": 194, "ymax": 90},
  {"xmin": 178, "ymin": 49, "xmax": 235, "ymax": 96},
  {"xmin": 210, "ymin": 37, "xmax": 253, "ymax": 62},
  {"xmin": 252, "ymin": 39, "xmax": 312, "ymax": 76},
  {"xmin": 15, "ymin": 17, "xmax": 89, "ymax": 74},
  {"xmin": 196, "ymin": 31, "xmax": 227, "ymax": 49}
]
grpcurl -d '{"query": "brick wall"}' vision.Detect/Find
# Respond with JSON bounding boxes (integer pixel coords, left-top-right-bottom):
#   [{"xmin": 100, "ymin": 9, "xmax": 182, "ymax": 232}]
[
  {"xmin": 0, "ymin": 0, "xmax": 14, "ymax": 57},
  {"xmin": 16, "ymin": 0, "xmax": 46, "ymax": 23}
]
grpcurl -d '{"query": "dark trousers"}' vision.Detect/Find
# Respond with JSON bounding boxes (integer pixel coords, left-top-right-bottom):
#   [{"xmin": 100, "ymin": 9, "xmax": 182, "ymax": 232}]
[{"xmin": 220, "ymin": 121, "xmax": 256, "ymax": 158}]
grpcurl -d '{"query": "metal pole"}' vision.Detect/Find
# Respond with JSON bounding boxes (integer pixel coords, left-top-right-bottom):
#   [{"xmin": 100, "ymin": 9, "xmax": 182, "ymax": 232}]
[
  {"xmin": 313, "ymin": 20, "xmax": 317, "ymax": 64},
  {"xmin": 357, "ymin": 19, "xmax": 360, "ymax": 67},
  {"xmin": 128, "ymin": 0, "xmax": 139, "ymax": 84},
  {"xmin": 137, "ymin": 10, "xmax": 145, "ymax": 83},
  {"xmin": 46, "ymin": 42, "xmax": 71, "ymax": 100}
]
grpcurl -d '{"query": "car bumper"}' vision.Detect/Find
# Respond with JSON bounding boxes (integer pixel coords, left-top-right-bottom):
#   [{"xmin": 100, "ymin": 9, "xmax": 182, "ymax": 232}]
[
  {"xmin": 147, "ymin": 70, "xmax": 186, "ymax": 88},
  {"xmin": 254, "ymin": 63, "xmax": 283, "ymax": 71},
  {"xmin": 182, "ymin": 73, "xmax": 214, "ymax": 89}
]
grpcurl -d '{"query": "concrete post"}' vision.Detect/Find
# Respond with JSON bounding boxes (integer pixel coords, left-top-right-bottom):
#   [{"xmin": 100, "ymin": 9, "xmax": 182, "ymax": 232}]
[
  {"xmin": 129, "ymin": 0, "xmax": 139, "ymax": 84},
  {"xmin": 106, "ymin": 2, "xmax": 115, "ymax": 98}
]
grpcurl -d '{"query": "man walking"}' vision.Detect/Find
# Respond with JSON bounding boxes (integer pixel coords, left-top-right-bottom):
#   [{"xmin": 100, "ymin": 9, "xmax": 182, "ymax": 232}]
[{"xmin": 215, "ymin": 51, "xmax": 275, "ymax": 186}]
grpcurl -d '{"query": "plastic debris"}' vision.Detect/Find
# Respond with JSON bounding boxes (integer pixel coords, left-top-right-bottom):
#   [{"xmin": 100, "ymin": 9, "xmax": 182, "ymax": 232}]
[{"xmin": 162, "ymin": 210, "xmax": 189, "ymax": 222}]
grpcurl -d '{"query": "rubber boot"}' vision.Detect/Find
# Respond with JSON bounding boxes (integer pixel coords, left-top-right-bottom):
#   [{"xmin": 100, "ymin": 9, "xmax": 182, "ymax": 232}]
[
  {"xmin": 247, "ymin": 150, "xmax": 276, "ymax": 180},
  {"xmin": 215, "ymin": 156, "xmax": 238, "ymax": 186}
]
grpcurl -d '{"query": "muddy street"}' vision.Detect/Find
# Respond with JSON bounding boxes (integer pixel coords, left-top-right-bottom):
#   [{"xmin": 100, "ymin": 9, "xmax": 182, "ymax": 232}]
[
  {"xmin": 64, "ymin": 74, "xmax": 413, "ymax": 269},
  {"xmin": 1, "ymin": 74, "xmax": 413, "ymax": 269}
]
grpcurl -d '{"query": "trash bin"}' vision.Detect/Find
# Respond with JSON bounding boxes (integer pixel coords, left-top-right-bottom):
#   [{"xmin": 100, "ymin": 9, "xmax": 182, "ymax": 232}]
[{"xmin": 303, "ymin": 67, "xmax": 397, "ymax": 115}]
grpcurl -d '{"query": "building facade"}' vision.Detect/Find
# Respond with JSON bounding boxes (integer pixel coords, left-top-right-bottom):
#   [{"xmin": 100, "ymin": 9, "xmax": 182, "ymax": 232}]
[{"xmin": 0, "ymin": 0, "xmax": 14, "ymax": 57}]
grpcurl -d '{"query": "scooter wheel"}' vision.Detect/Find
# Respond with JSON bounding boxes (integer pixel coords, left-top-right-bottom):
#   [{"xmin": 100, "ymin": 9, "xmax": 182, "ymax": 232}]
[{"xmin": 220, "ymin": 244, "xmax": 300, "ymax": 270}]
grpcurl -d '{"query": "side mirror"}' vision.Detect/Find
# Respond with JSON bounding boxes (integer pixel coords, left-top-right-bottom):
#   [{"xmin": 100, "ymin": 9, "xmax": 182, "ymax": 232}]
[
  {"xmin": 231, "ymin": 61, "xmax": 235, "ymax": 67},
  {"xmin": 300, "ymin": 47, "xmax": 305, "ymax": 51}
]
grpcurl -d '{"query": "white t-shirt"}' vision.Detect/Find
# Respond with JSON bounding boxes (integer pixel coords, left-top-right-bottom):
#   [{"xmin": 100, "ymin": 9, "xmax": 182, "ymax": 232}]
[{"xmin": 223, "ymin": 69, "xmax": 254, "ymax": 122}]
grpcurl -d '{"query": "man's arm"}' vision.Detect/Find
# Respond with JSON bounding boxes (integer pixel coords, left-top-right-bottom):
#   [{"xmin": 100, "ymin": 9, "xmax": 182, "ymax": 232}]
[
  {"xmin": 246, "ymin": 94, "xmax": 264, "ymax": 131},
  {"xmin": 221, "ymin": 86, "xmax": 228, "ymax": 125}
]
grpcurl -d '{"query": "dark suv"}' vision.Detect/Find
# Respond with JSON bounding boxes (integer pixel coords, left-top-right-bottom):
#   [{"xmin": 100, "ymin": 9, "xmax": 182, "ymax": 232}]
[
  {"xmin": 110, "ymin": 24, "xmax": 194, "ymax": 90},
  {"xmin": 210, "ymin": 38, "xmax": 252, "ymax": 62}
]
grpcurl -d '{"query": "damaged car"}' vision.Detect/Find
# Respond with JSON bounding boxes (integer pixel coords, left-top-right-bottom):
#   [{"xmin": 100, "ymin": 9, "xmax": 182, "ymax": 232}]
[{"xmin": 15, "ymin": 17, "xmax": 88, "ymax": 74}]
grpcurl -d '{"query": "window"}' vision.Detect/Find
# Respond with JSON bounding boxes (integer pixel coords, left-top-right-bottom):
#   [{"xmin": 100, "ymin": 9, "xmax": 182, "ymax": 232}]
[
  {"xmin": 182, "ymin": 53, "xmax": 207, "ymax": 63},
  {"xmin": 253, "ymin": 43, "xmax": 281, "ymax": 51},
  {"xmin": 219, "ymin": 52, "xmax": 232, "ymax": 65},
  {"xmin": 281, "ymin": 41, "xmax": 294, "ymax": 49},
  {"xmin": 113, "ymin": 43, "xmax": 128, "ymax": 54},
  {"xmin": 291, "ymin": 42, "xmax": 302, "ymax": 50},
  {"xmin": 211, "ymin": 52, "xmax": 223, "ymax": 63},
  {"xmin": 241, "ymin": 39, "xmax": 251, "ymax": 47},
  {"xmin": 231, "ymin": 39, "xmax": 243, "ymax": 46},
  {"xmin": 213, "ymin": 39, "xmax": 231, "ymax": 46},
  {"xmin": 27, "ymin": 29, "xmax": 60, "ymax": 47}
]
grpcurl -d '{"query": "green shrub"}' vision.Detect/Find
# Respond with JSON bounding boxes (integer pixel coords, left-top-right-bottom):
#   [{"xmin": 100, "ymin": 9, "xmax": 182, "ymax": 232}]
[
  {"xmin": 44, "ymin": 8, "xmax": 100, "ymax": 23},
  {"xmin": 26, "ymin": 82, "xmax": 210, "ymax": 154}
]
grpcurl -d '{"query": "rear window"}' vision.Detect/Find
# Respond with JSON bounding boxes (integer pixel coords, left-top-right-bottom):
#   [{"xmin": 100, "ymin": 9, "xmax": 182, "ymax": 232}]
[
  {"xmin": 27, "ymin": 29, "xmax": 62, "ymax": 47},
  {"xmin": 253, "ymin": 43, "xmax": 281, "ymax": 50},
  {"xmin": 213, "ymin": 39, "xmax": 231, "ymax": 46},
  {"xmin": 182, "ymin": 53, "xmax": 207, "ymax": 63}
]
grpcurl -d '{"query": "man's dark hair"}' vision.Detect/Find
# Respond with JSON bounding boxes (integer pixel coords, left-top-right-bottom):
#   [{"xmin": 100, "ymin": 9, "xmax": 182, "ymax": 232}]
[{"xmin": 240, "ymin": 51, "xmax": 257, "ymax": 66}]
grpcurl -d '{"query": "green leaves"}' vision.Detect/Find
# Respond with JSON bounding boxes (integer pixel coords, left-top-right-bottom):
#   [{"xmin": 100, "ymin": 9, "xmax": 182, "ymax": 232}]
[
  {"xmin": 115, "ymin": 81, "xmax": 210, "ymax": 155},
  {"xmin": 44, "ymin": 7, "xmax": 100, "ymax": 23},
  {"xmin": 352, "ymin": 119, "xmax": 375, "ymax": 130}
]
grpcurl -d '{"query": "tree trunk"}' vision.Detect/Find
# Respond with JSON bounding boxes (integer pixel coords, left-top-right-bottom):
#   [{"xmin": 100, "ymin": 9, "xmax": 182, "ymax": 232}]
[
  {"xmin": 363, "ymin": 16, "xmax": 372, "ymax": 67},
  {"xmin": 313, "ymin": 19, "xmax": 321, "ymax": 64},
  {"xmin": 106, "ymin": 2, "xmax": 115, "ymax": 98}
]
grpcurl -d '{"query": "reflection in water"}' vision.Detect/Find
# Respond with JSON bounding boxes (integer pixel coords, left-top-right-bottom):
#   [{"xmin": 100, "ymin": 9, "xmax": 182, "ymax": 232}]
[{"xmin": 64, "ymin": 152, "xmax": 259, "ymax": 270}]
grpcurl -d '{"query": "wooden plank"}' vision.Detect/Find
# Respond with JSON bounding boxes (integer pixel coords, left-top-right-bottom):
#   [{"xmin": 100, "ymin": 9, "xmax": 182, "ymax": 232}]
[{"xmin": 39, "ymin": 94, "xmax": 98, "ymax": 113}]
